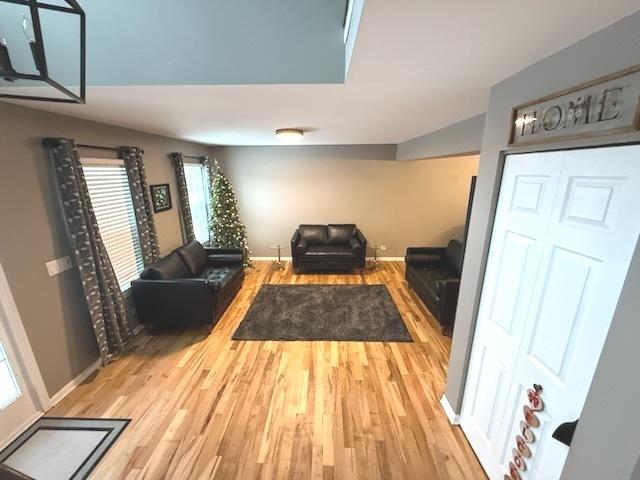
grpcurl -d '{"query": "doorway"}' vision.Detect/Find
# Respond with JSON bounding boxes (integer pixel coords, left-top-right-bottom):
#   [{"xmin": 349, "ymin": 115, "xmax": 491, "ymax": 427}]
[
  {"xmin": 0, "ymin": 262, "xmax": 48, "ymax": 450},
  {"xmin": 459, "ymin": 145, "xmax": 640, "ymax": 480}
]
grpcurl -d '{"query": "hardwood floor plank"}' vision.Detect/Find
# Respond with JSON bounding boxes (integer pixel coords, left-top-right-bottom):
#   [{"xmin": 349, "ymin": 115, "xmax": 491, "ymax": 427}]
[{"xmin": 49, "ymin": 261, "xmax": 486, "ymax": 479}]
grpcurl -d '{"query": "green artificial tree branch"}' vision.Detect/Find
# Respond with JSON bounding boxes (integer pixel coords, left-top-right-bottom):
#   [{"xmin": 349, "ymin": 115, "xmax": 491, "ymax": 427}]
[{"xmin": 208, "ymin": 159, "xmax": 253, "ymax": 268}]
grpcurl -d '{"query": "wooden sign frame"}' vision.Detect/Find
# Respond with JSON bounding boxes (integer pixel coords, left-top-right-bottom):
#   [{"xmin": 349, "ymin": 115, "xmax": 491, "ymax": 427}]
[{"xmin": 509, "ymin": 65, "xmax": 640, "ymax": 147}]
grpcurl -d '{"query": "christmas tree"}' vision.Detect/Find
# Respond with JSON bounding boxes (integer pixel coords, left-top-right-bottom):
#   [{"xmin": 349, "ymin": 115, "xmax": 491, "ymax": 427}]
[{"xmin": 208, "ymin": 160, "xmax": 252, "ymax": 267}]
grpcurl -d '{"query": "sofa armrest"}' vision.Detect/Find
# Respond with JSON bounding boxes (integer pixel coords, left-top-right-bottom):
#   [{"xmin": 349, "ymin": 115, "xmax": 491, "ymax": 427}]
[
  {"xmin": 291, "ymin": 230, "xmax": 300, "ymax": 268},
  {"xmin": 205, "ymin": 248, "xmax": 243, "ymax": 267},
  {"xmin": 406, "ymin": 247, "xmax": 446, "ymax": 256},
  {"xmin": 438, "ymin": 278, "xmax": 461, "ymax": 333},
  {"xmin": 291, "ymin": 229, "xmax": 300, "ymax": 245},
  {"xmin": 405, "ymin": 247, "xmax": 446, "ymax": 266},
  {"xmin": 205, "ymin": 247, "xmax": 243, "ymax": 256},
  {"xmin": 131, "ymin": 278, "xmax": 214, "ymax": 327},
  {"xmin": 349, "ymin": 237, "xmax": 362, "ymax": 254},
  {"xmin": 356, "ymin": 229, "xmax": 367, "ymax": 259},
  {"xmin": 291, "ymin": 230, "xmax": 305, "ymax": 253},
  {"xmin": 296, "ymin": 239, "xmax": 308, "ymax": 255}
]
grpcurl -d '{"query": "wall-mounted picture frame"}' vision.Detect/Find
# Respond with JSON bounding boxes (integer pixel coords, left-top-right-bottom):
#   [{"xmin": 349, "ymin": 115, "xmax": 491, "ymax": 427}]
[
  {"xmin": 509, "ymin": 65, "xmax": 640, "ymax": 147},
  {"xmin": 150, "ymin": 184, "xmax": 172, "ymax": 213}
]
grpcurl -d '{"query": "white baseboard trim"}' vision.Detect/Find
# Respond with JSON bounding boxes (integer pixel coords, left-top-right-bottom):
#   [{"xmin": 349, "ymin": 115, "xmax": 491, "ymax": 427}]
[
  {"xmin": 0, "ymin": 410, "xmax": 43, "ymax": 451},
  {"xmin": 440, "ymin": 395, "xmax": 461, "ymax": 425},
  {"xmin": 250, "ymin": 256, "xmax": 405, "ymax": 262},
  {"xmin": 49, "ymin": 358, "xmax": 102, "ymax": 408},
  {"xmin": 251, "ymin": 256, "xmax": 293, "ymax": 261},
  {"xmin": 49, "ymin": 325, "xmax": 143, "ymax": 409}
]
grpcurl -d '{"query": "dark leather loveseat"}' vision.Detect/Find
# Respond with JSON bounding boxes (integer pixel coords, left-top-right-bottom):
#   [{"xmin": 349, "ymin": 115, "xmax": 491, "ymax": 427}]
[
  {"xmin": 291, "ymin": 224, "xmax": 366, "ymax": 272},
  {"xmin": 131, "ymin": 241, "xmax": 244, "ymax": 330},
  {"xmin": 405, "ymin": 239, "xmax": 463, "ymax": 335}
]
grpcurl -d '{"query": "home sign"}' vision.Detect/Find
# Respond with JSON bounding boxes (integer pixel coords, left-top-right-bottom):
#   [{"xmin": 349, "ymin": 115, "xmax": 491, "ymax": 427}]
[{"xmin": 510, "ymin": 65, "xmax": 640, "ymax": 146}]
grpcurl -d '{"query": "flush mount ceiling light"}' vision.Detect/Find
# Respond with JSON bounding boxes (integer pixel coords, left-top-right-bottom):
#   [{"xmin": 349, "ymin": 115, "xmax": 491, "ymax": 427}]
[
  {"xmin": 0, "ymin": 0, "xmax": 85, "ymax": 103},
  {"xmin": 275, "ymin": 128, "xmax": 304, "ymax": 143}
]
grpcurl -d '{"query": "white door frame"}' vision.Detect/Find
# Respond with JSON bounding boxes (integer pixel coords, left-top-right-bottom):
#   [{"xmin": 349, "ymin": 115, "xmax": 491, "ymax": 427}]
[{"xmin": 0, "ymin": 261, "xmax": 51, "ymax": 416}]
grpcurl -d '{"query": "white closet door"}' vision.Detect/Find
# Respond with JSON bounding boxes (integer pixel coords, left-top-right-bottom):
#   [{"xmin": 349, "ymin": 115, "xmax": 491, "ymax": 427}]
[
  {"xmin": 460, "ymin": 151, "xmax": 563, "ymax": 479},
  {"xmin": 461, "ymin": 145, "xmax": 640, "ymax": 480}
]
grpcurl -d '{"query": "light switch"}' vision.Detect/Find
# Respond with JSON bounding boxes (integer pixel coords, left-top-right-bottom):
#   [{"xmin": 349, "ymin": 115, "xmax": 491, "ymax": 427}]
[{"xmin": 46, "ymin": 256, "xmax": 74, "ymax": 277}]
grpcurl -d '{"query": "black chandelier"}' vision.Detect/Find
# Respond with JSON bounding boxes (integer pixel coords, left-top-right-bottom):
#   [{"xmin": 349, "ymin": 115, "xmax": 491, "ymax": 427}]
[{"xmin": 0, "ymin": 0, "xmax": 85, "ymax": 103}]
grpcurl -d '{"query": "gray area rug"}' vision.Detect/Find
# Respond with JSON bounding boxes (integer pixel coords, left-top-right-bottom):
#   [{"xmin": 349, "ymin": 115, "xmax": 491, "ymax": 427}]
[
  {"xmin": 0, "ymin": 417, "xmax": 129, "ymax": 480},
  {"xmin": 233, "ymin": 284, "xmax": 412, "ymax": 342}
]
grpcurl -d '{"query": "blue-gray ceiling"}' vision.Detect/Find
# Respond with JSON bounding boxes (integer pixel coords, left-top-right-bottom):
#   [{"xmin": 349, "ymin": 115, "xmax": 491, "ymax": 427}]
[{"xmin": 0, "ymin": 0, "xmax": 347, "ymax": 88}]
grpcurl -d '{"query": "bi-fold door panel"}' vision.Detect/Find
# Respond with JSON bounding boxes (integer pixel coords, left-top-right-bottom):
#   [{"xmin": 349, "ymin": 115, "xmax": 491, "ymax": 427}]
[{"xmin": 462, "ymin": 145, "xmax": 640, "ymax": 480}]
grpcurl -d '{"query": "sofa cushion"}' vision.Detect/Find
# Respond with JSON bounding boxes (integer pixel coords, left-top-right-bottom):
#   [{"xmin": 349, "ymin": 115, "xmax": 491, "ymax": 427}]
[
  {"xmin": 302, "ymin": 245, "xmax": 358, "ymax": 261},
  {"xmin": 444, "ymin": 239, "xmax": 464, "ymax": 276},
  {"xmin": 328, "ymin": 224, "xmax": 357, "ymax": 245},
  {"xmin": 199, "ymin": 266, "xmax": 244, "ymax": 292},
  {"xmin": 176, "ymin": 240, "xmax": 208, "ymax": 275},
  {"xmin": 407, "ymin": 267, "xmax": 440, "ymax": 303},
  {"xmin": 140, "ymin": 252, "xmax": 190, "ymax": 280},
  {"xmin": 419, "ymin": 269, "xmax": 447, "ymax": 295},
  {"xmin": 298, "ymin": 225, "xmax": 328, "ymax": 245}
]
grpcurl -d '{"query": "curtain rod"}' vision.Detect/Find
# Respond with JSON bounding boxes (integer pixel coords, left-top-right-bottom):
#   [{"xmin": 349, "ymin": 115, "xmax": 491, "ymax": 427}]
[{"xmin": 77, "ymin": 144, "xmax": 145, "ymax": 154}]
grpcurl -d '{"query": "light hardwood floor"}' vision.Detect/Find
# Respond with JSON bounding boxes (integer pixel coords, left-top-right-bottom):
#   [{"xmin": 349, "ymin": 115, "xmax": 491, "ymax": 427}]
[{"xmin": 50, "ymin": 261, "xmax": 486, "ymax": 480}]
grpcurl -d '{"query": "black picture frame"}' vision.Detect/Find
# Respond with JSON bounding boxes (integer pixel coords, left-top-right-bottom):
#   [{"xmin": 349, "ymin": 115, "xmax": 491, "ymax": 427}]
[{"xmin": 150, "ymin": 184, "xmax": 172, "ymax": 213}]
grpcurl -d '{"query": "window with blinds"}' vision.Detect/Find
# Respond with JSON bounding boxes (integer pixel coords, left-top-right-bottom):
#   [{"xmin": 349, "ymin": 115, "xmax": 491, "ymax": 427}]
[
  {"xmin": 184, "ymin": 163, "xmax": 211, "ymax": 244},
  {"xmin": 82, "ymin": 161, "xmax": 145, "ymax": 292}
]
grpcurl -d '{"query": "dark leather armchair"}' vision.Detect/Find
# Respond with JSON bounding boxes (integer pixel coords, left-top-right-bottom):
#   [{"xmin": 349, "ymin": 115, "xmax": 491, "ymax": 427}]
[
  {"xmin": 405, "ymin": 239, "xmax": 463, "ymax": 335},
  {"xmin": 291, "ymin": 224, "xmax": 366, "ymax": 272},
  {"xmin": 132, "ymin": 241, "xmax": 244, "ymax": 330}
]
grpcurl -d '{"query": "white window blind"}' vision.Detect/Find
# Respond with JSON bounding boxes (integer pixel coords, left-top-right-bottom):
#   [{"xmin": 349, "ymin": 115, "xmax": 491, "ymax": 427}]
[
  {"xmin": 82, "ymin": 161, "xmax": 145, "ymax": 292},
  {"xmin": 184, "ymin": 163, "xmax": 211, "ymax": 244}
]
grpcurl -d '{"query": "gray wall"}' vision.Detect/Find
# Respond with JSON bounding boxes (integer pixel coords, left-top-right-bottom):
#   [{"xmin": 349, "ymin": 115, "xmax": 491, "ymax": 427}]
[
  {"xmin": 0, "ymin": 101, "xmax": 208, "ymax": 396},
  {"xmin": 214, "ymin": 145, "xmax": 478, "ymax": 257},
  {"xmin": 396, "ymin": 114, "xmax": 485, "ymax": 161},
  {"xmin": 444, "ymin": 11, "xmax": 640, "ymax": 480}
]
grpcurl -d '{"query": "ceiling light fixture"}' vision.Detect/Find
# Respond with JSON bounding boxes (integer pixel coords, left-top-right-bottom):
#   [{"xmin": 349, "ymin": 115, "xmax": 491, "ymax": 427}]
[
  {"xmin": 275, "ymin": 128, "xmax": 304, "ymax": 143},
  {"xmin": 0, "ymin": 0, "xmax": 86, "ymax": 104}
]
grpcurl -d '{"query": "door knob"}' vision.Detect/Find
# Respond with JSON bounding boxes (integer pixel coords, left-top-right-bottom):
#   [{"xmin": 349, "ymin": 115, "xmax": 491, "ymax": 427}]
[{"xmin": 552, "ymin": 419, "xmax": 578, "ymax": 447}]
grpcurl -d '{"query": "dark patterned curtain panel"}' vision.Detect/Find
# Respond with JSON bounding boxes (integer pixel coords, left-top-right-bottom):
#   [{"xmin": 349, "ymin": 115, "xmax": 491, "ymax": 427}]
[
  {"xmin": 200, "ymin": 157, "xmax": 220, "ymax": 201},
  {"xmin": 201, "ymin": 156, "xmax": 214, "ymax": 244},
  {"xmin": 43, "ymin": 138, "xmax": 133, "ymax": 364},
  {"xmin": 117, "ymin": 147, "xmax": 161, "ymax": 266},
  {"xmin": 202, "ymin": 156, "xmax": 214, "ymax": 190},
  {"xmin": 170, "ymin": 152, "xmax": 195, "ymax": 243}
]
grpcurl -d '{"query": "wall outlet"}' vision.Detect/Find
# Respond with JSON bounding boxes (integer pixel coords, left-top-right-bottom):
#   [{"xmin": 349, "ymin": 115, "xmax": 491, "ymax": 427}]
[
  {"xmin": 46, "ymin": 256, "xmax": 74, "ymax": 277},
  {"xmin": 378, "ymin": 245, "xmax": 387, "ymax": 251}
]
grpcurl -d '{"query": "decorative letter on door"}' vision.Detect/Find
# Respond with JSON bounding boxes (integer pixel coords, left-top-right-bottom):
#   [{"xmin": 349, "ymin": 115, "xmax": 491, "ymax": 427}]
[{"xmin": 504, "ymin": 385, "xmax": 544, "ymax": 480}]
